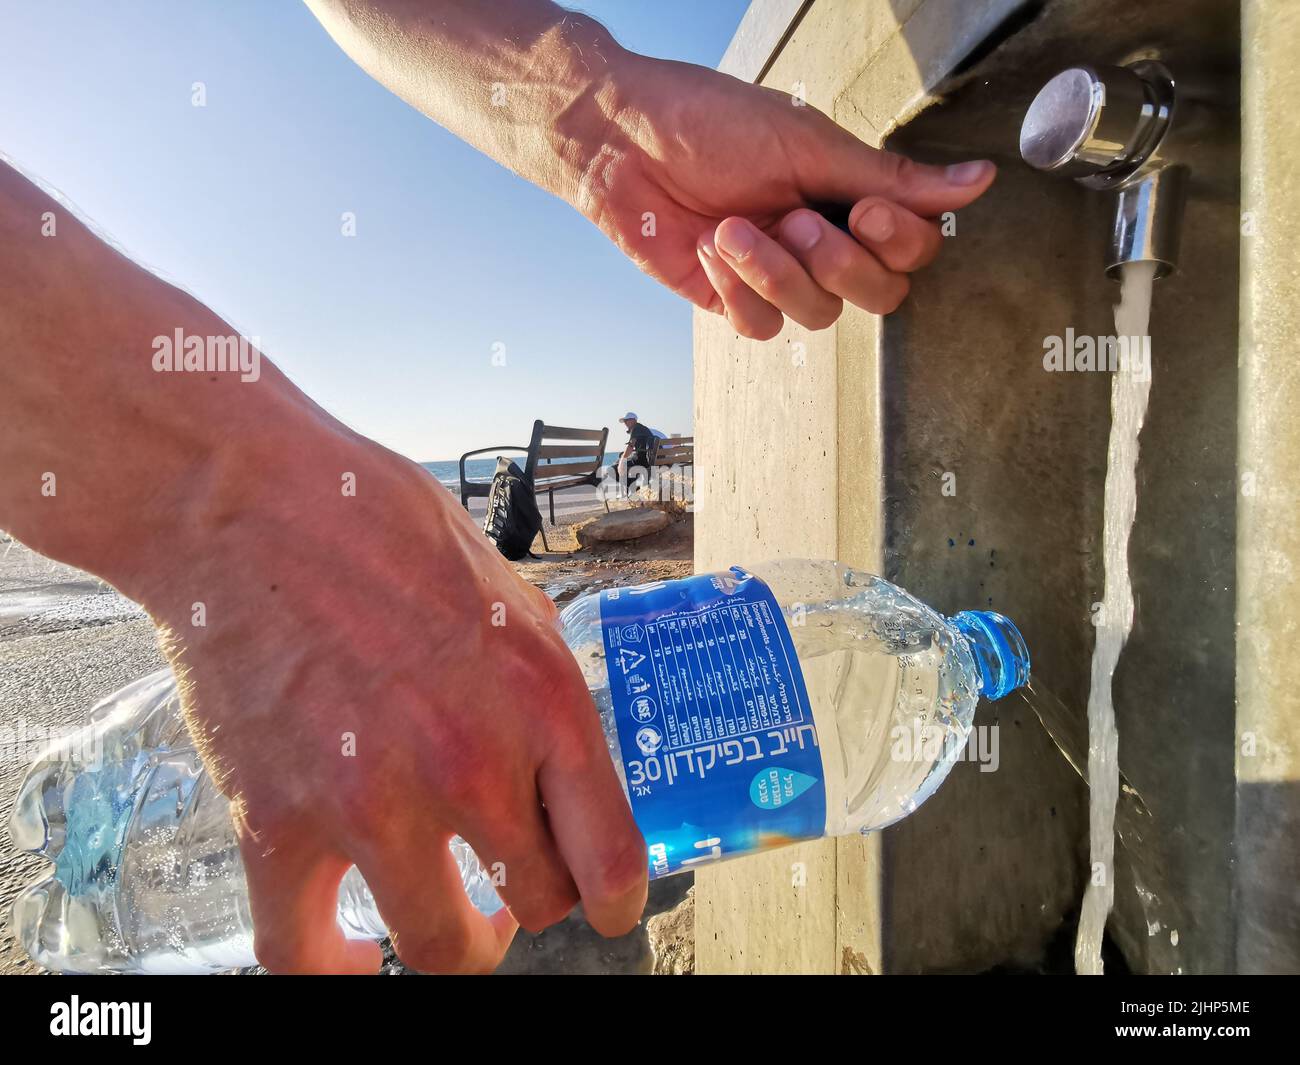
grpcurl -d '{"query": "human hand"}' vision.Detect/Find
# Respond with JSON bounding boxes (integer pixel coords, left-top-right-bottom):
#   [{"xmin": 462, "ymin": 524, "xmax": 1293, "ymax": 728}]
[
  {"xmin": 143, "ymin": 432, "xmax": 646, "ymax": 973},
  {"xmin": 1, "ymin": 118, "xmax": 646, "ymax": 978},
  {"xmin": 304, "ymin": 1, "xmax": 994, "ymax": 341},
  {"xmin": 572, "ymin": 52, "xmax": 996, "ymax": 339}
]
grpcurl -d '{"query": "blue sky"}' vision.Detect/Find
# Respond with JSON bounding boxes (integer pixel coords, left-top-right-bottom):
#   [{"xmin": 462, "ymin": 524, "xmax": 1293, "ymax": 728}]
[{"xmin": 0, "ymin": 0, "xmax": 750, "ymax": 461}]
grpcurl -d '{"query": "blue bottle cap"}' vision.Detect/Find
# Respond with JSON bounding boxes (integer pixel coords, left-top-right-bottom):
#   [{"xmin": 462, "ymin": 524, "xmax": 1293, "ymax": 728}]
[{"xmin": 949, "ymin": 610, "xmax": 1031, "ymax": 701}]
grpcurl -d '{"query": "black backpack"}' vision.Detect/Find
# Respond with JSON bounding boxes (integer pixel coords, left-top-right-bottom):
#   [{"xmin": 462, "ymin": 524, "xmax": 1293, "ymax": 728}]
[{"xmin": 482, "ymin": 457, "xmax": 542, "ymax": 560}]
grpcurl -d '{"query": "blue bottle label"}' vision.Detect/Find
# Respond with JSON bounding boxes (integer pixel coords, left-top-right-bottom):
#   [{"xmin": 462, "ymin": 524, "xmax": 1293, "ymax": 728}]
[{"xmin": 599, "ymin": 567, "xmax": 825, "ymax": 878}]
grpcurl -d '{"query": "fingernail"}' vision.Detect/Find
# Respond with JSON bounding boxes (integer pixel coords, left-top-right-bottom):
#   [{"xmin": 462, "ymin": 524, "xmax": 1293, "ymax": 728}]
[
  {"xmin": 854, "ymin": 204, "xmax": 895, "ymax": 243},
  {"xmin": 946, "ymin": 160, "xmax": 993, "ymax": 185},
  {"xmin": 715, "ymin": 221, "xmax": 756, "ymax": 260},
  {"xmin": 782, "ymin": 211, "xmax": 822, "ymax": 252},
  {"xmin": 697, "ymin": 237, "xmax": 716, "ymax": 260}
]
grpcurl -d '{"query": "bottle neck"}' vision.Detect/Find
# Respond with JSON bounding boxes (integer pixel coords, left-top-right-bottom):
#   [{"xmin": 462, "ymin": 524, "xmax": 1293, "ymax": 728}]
[{"xmin": 950, "ymin": 611, "xmax": 1031, "ymax": 700}]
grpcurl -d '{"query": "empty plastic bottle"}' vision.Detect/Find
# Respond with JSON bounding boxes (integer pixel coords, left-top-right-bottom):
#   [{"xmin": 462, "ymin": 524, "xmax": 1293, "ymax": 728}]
[{"xmin": 9, "ymin": 560, "xmax": 1029, "ymax": 973}]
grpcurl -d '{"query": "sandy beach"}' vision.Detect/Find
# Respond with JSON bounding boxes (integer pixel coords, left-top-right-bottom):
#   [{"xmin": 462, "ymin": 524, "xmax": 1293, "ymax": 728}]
[
  {"xmin": 0, "ymin": 540, "xmax": 162, "ymax": 975},
  {"xmin": 0, "ymin": 499, "xmax": 693, "ymax": 975}
]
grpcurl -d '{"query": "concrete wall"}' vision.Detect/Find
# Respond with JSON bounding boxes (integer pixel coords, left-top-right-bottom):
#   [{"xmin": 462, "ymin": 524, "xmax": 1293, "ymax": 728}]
[
  {"xmin": 696, "ymin": 0, "xmax": 1294, "ymax": 973},
  {"xmin": 694, "ymin": 0, "xmax": 1026, "ymax": 975},
  {"xmin": 1236, "ymin": 0, "xmax": 1300, "ymax": 975},
  {"xmin": 879, "ymin": 0, "xmax": 1242, "ymax": 974},
  {"xmin": 693, "ymin": 0, "xmax": 870, "ymax": 976}
]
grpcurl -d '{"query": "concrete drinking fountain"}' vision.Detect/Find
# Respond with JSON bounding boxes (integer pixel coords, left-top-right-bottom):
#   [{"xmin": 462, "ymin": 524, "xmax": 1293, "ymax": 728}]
[
  {"xmin": 1018, "ymin": 57, "xmax": 1190, "ymax": 973},
  {"xmin": 874, "ymin": 1, "xmax": 1242, "ymax": 975},
  {"xmin": 697, "ymin": 0, "xmax": 1300, "ymax": 975}
]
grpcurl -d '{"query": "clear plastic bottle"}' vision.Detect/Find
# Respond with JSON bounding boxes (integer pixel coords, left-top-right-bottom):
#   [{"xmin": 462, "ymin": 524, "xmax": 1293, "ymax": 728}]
[{"xmin": 8, "ymin": 560, "xmax": 1028, "ymax": 973}]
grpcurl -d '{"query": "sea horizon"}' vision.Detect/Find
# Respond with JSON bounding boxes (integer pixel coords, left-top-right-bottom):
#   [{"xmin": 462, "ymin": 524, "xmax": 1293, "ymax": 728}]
[{"xmin": 422, "ymin": 452, "xmax": 621, "ymax": 489}]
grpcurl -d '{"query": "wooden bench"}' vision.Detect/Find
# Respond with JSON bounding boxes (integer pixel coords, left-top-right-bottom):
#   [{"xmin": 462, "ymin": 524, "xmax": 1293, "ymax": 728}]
[
  {"xmin": 458, "ymin": 419, "xmax": 609, "ymax": 551},
  {"xmin": 650, "ymin": 435, "xmax": 693, "ymax": 469},
  {"xmin": 638, "ymin": 435, "xmax": 694, "ymax": 504}
]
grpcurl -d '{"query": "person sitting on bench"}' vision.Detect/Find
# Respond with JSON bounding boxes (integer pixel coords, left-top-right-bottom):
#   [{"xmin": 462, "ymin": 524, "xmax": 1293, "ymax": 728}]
[{"xmin": 605, "ymin": 412, "xmax": 663, "ymax": 492}]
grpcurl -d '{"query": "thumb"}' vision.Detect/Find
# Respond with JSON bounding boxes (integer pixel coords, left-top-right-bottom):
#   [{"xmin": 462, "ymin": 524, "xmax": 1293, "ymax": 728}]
[{"xmin": 798, "ymin": 124, "xmax": 996, "ymax": 218}]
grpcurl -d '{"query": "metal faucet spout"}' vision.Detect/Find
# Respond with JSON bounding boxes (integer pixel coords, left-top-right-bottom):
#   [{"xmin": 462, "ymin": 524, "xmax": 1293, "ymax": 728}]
[{"xmin": 1020, "ymin": 60, "xmax": 1187, "ymax": 279}]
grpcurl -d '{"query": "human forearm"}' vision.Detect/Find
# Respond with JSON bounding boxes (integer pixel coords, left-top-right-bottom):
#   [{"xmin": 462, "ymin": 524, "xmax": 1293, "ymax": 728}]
[
  {"xmin": 0, "ymin": 148, "xmax": 647, "ymax": 974},
  {"xmin": 0, "ymin": 160, "xmax": 392, "ymax": 620},
  {"xmin": 302, "ymin": 0, "xmax": 996, "ymax": 339},
  {"xmin": 304, "ymin": 0, "xmax": 628, "ymax": 204}
]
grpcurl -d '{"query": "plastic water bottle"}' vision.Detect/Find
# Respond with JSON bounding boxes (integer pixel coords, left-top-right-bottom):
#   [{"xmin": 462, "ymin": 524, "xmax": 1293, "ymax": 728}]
[{"xmin": 9, "ymin": 560, "xmax": 1029, "ymax": 973}]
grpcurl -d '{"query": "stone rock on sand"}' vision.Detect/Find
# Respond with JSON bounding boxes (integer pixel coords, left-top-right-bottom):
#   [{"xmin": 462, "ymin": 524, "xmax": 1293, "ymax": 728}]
[
  {"xmin": 645, "ymin": 887, "xmax": 694, "ymax": 975},
  {"xmin": 575, "ymin": 508, "xmax": 672, "ymax": 546}
]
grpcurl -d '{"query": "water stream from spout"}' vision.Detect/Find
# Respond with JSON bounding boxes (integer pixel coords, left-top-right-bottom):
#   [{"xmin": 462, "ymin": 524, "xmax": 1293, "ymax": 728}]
[
  {"xmin": 1020, "ymin": 681, "xmax": 1184, "ymax": 970},
  {"xmin": 1074, "ymin": 259, "xmax": 1158, "ymax": 974}
]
